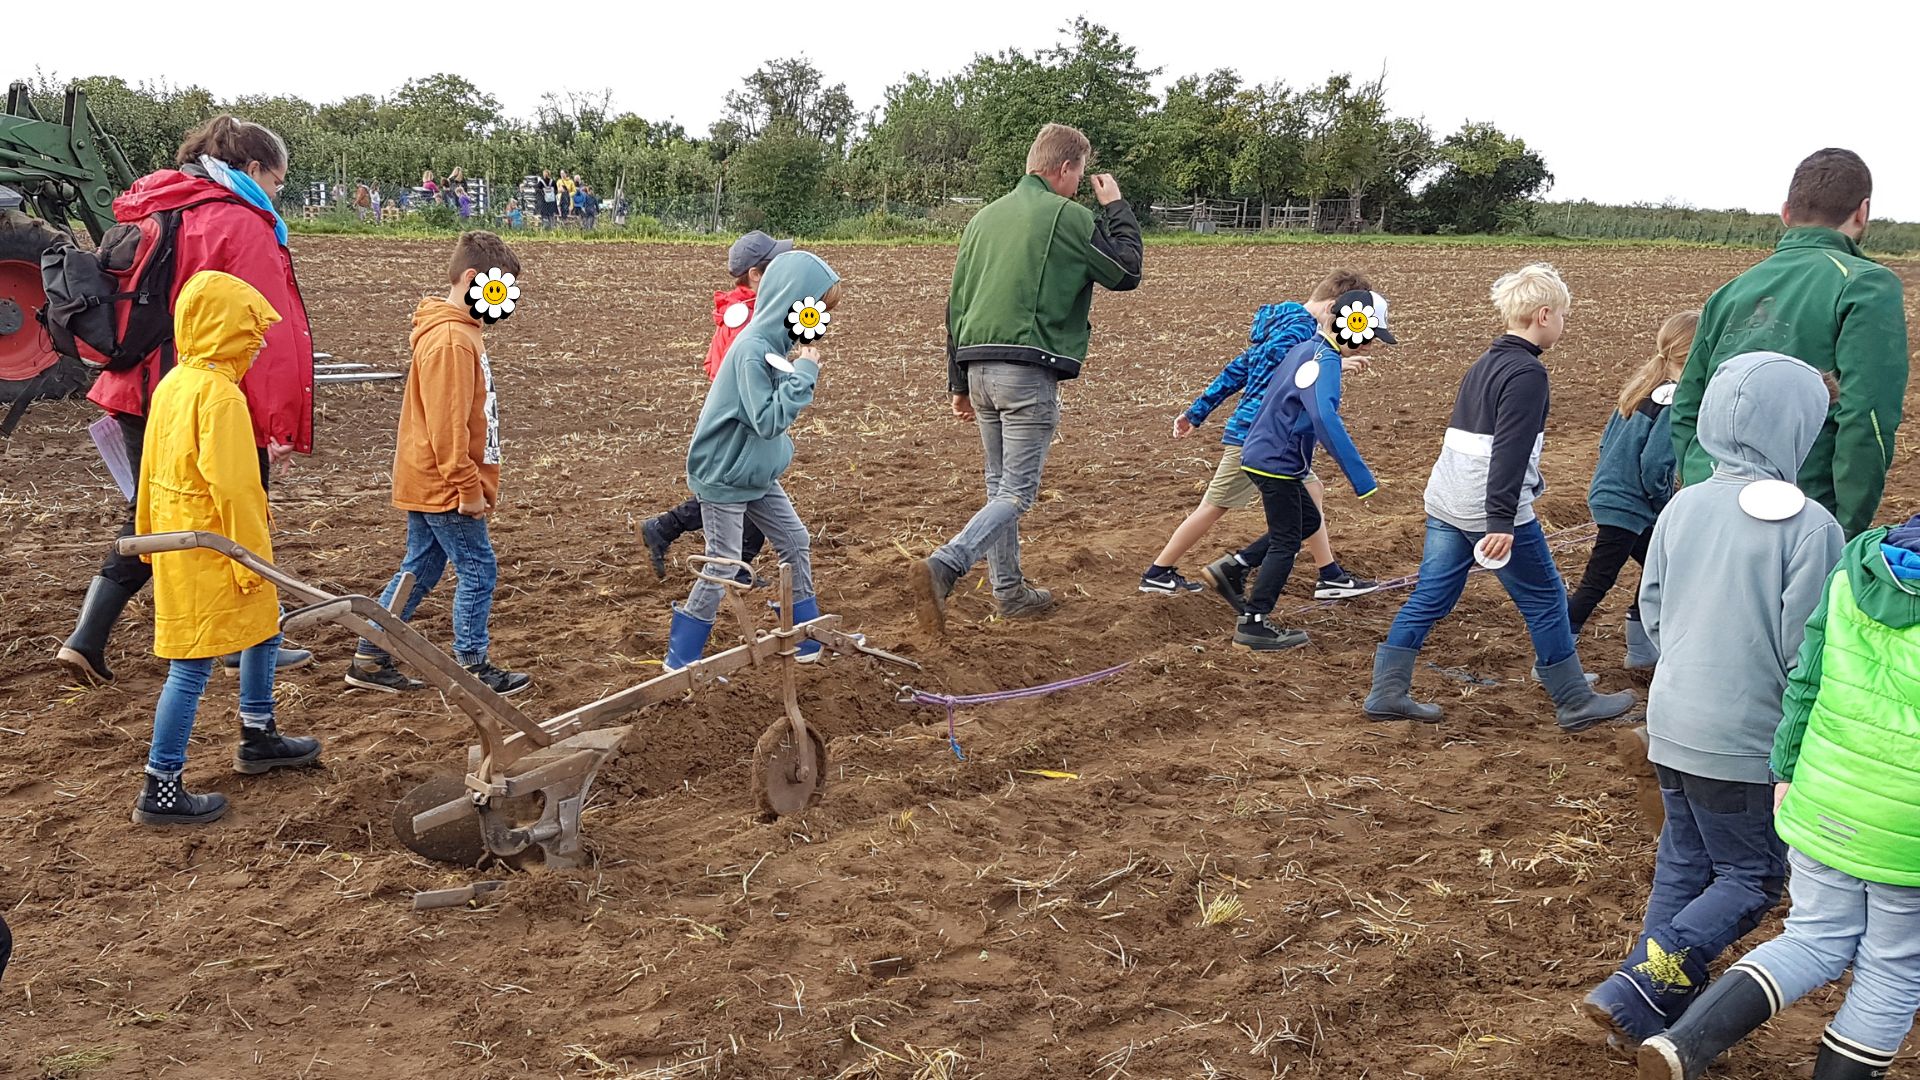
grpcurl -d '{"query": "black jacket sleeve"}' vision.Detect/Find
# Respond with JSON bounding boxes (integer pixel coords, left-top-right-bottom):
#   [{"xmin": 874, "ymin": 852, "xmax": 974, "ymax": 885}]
[
  {"xmin": 1089, "ymin": 199, "xmax": 1143, "ymax": 292},
  {"xmin": 945, "ymin": 293, "xmax": 966, "ymax": 395},
  {"xmin": 1485, "ymin": 365, "xmax": 1550, "ymax": 533}
]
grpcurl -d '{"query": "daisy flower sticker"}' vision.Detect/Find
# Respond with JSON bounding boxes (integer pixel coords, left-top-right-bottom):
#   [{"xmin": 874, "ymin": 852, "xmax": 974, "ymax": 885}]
[
  {"xmin": 469, "ymin": 268, "xmax": 520, "ymax": 324},
  {"xmin": 1337, "ymin": 300, "xmax": 1376, "ymax": 345},
  {"xmin": 787, "ymin": 297, "xmax": 830, "ymax": 342}
]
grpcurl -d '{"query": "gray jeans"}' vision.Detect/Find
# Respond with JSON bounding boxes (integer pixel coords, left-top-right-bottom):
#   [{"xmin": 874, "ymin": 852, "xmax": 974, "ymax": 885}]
[
  {"xmin": 683, "ymin": 482, "xmax": 813, "ymax": 622},
  {"xmin": 932, "ymin": 361, "xmax": 1060, "ymax": 599}
]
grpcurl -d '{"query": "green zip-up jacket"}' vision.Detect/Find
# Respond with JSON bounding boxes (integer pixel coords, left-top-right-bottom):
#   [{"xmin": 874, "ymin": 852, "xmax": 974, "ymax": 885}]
[
  {"xmin": 1772, "ymin": 527, "xmax": 1920, "ymax": 887},
  {"xmin": 944, "ymin": 174, "xmax": 1143, "ymax": 394},
  {"xmin": 1671, "ymin": 227, "xmax": 1910, "ymax": 537}
]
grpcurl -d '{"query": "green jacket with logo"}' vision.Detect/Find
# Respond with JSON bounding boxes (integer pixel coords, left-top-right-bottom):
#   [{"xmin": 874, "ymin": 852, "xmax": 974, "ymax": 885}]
[
  {"xmin": 1670, "ymin": 227, "xmax": 1909, "ymax": 537},
  {"xmin": 1773, "ymin": 527, "xmax": 1920, "ymax": 886},
  {"xmin": 944, "ymin": 174, "xmax": 1143, "ymax": 393}
]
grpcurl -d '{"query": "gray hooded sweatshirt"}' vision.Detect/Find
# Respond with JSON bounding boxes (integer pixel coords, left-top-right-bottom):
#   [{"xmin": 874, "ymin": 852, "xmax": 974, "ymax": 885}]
[{"xmin": 1640, "ymin": 352, "xmax": 1845, "ymax": 783}]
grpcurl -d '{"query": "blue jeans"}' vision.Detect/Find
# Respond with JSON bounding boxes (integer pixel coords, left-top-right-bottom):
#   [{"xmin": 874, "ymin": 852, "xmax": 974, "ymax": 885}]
[
  {"xmin": 682, "ymin": 483, "xmax": 813, "ymax": 623},
  {"xmin": 933, "ymin": 361, "xmax": 1060, "ymax": 600},
  {"xmin": 149, "ymin": 632, "xmax": 280, "ymax": 774},
  {"xmin": 1736, "ymin": 849, "xmax": 1920, "ymax": 1057},
  {"xmin": 357, "ymin": 510, "xmax": 497, "ymax": 666},
  {"xmin": 1383, "ymin": 517, "xmax": 1576, "ymax": 667},
  {"xmin": 1615, "ymin": 765, "xmax": 1786, "ymax": 1014}
]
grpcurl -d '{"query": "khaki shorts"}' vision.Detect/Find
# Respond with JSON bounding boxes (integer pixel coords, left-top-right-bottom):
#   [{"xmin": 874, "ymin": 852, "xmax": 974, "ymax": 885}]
[{"xmin": 1203, "ymin": 445, "xmax": 1319, "ymax": 509}]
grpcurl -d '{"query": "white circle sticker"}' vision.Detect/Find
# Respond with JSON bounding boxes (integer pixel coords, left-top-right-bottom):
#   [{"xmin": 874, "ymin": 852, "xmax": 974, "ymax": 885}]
[
  {"xmin": 1474, "ymin": 537, "xmax": 1510, "ymax": 570},
  {"xmin": 1294, "ymin": 359, "xmax": 1321, "ymax": 389},
  {"xmin": 723, "ymin": 302, "xmax": 750, "ymax": 329},
  {"xmin": 1739, "ymin": 479, "xmax": 1807, "ymax": 521},
  {"xmin": 1651, "ymin": 382, "xmax": 1677, "ymax": 407},
  {"xmin": 765, "ymin": 351, "xmax": 795, "ymax": 374}
]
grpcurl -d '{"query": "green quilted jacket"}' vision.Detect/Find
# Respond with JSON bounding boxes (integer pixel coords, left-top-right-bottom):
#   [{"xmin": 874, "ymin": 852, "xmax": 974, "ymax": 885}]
[{"xmin": 1773, "ymin": 526, "xmax": 1920, "ymax": 886}]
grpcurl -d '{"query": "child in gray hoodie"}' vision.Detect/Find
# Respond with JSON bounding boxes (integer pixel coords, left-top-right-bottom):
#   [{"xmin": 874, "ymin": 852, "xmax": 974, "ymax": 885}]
[{"xmin": 1578, "ymin": 352, "xmax": 1844, "ymax": 1049}]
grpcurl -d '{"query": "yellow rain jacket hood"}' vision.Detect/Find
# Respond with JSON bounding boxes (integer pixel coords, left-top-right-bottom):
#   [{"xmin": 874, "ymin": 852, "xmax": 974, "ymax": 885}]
[{"xmin": 135, "ymin": 270, "xmax": 283, "ymax": 659}]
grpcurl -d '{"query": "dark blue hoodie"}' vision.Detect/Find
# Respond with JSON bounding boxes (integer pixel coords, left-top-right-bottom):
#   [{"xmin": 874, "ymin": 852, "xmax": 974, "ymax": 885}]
[
  {"xmin": 1183, "ymin": 302, "xmax": 1323, "ymax": 447},
  {"xmin": 1238, "ymin": 333, "xmax": 1377, "ymax": 497}
]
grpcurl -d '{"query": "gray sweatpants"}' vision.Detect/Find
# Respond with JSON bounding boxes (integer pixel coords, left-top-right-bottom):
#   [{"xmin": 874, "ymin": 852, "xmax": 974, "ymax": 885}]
[
  {"xmin": 932, "ymin": 361, "xmax": 1060, "ymax": 599},
  {"xmin": 683, "ymin": 482, "xmax": 813, "ymax": 622}
]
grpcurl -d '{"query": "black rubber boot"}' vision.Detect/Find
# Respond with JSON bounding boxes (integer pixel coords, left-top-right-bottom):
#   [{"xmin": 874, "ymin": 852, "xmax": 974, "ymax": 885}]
[
  {"xmin": 1635, "ymin": 967, "xmax": 1778, "ymax": 1080},
  {"xmin": 640, "ymin": 517, "xmax": 674, "ymax": 581},
  {"xmin": 58, "ymin": 576, "xmax": 135, "ymax": 685},
  {"xmin": 1363, "ymin": 644, "xmax": 1444, "ymax": 722},
  {"xmin": 132, "ymin": 771, "xmax": 228, "ymax": 826},
  {"xmin": 1813, "ymin": 1030, "xmax": 1895, "ymax": 1079},
  {"xmin": 233, "ymin": 722, "xmax": 323, "ymax": 775}
]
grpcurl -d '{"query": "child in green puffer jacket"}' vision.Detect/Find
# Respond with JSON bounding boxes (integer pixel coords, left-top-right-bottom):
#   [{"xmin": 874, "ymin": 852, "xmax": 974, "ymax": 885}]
[{"xmin": 1636, "ymin": 515, "xmax": 1920, "ymax": 1080}]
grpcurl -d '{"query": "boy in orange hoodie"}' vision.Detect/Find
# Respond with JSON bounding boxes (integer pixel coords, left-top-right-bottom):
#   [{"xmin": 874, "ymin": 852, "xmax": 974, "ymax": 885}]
[
  {"xmin": 638, "ymin": 231, "xmax": 794, "ymax": 581},
  {"xmin": 345, "ymin": 231, "xmax": 530, "ymax": 696}
]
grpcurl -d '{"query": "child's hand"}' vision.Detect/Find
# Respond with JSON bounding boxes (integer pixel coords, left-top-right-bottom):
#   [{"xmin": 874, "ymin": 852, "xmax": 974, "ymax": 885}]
[
  {"xmin": 267, "ymin": 439, "xmax": 296, "ymax": 471},
  {"xmin": 952, "ymin": 394, "xmax": 976, "ymax": 422},
  {"xmin": 1172, "ymin": 415, "xmax": 1195, "ymax": 438},
  {"xmin": 1480, "ymin": 532, "xmax": 1514, "ymax": 562},
  {"xmin": 1773, "ymin": 782, "xmax": 1789, "ymax": 814},
  {"xmin": 796, "ymin": 344, "xmax": 822, "ymax": 365},
  {"xmin": 1341, "ymin": 356, "xmax": 1370, "ymax": 376},
  {"xmin": 458, "ymin": 494, "xmax": 491, "ymax": 518}
]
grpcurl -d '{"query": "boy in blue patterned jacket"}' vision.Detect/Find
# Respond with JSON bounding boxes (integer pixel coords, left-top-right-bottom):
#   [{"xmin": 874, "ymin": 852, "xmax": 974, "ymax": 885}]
[{"xmin": 1138, "ymin": 269, "xmax": 1382, "ymax": 600}]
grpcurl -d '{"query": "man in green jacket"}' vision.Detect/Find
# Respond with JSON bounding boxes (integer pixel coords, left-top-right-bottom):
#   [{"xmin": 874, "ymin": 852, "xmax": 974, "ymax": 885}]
[
  {"xmin": 912, "ymin": 122, "xmax": 1143, "ymax": 635},
  {"xmin": 1636, "ymin": 517, "xmax": 1920, "ymax": 1080},
  {"xmin": 1670, "ymin": 148, "xmax": 1910, "ymax": 538}
]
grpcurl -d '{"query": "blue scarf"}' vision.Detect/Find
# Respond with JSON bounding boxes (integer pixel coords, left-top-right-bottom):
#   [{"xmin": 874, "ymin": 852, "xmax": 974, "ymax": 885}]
[{"xmin": 200, "ymin": 154, "xmax": 288, "ymax": 246}]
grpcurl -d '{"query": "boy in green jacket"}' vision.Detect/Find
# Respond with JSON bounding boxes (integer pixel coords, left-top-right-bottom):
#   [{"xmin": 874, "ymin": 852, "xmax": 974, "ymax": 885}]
[
  {"xmin": 1669, "ymin": 148, "xmax": 1909, "ymax": 538},
  {"xmin": 1637, "ymin": 518, "xmax": 1920, "ymax": 1080}
]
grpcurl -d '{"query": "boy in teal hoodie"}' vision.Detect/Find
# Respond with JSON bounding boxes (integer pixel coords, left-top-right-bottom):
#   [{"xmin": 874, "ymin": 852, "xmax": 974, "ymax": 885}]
[
  {"xmin": 1637, "ymin": 515, "xmax": 1920, "ymax": 1080},
  {"xmin": 663, "ymin": 250, "xmax": 844, "ymax": 669}
]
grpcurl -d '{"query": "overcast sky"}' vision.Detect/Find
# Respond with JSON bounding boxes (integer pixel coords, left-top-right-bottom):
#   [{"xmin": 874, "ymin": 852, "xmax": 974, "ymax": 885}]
[{"xmin": 22, "ymin": 0, "xmax": 1918, "ymax": 220}]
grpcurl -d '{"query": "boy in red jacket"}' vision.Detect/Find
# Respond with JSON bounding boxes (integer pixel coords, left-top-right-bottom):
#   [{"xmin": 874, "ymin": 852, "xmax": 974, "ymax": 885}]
[{"xmin": 639, "ymin": 231, "xmax": 793, "ymax": 581}]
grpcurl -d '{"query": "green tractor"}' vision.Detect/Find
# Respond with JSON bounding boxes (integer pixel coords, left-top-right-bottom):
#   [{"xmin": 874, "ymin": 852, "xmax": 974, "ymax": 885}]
[{"xmin": 0, "ymin": 81, "xmax": 136, "ymax": 404}]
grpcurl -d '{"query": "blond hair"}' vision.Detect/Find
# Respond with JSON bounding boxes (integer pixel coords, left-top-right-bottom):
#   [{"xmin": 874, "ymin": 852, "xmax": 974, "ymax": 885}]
[
  {"xmin": 1490, "ymin": 263, "xmax": 1570, "ymax": 327},
  {"xmin": 1616, "ymin": 311, "xmax": 1700, "ymax": 418},
  {"xmin": 1026, "ymin": 123, "xmax": 1092, "ymax": 176}
]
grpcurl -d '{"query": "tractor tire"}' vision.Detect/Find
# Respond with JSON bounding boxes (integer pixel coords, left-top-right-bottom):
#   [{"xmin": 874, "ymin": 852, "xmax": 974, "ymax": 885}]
[{"xmin": 0, "ymin": 210, "xmax": 91, "ymax": 403}]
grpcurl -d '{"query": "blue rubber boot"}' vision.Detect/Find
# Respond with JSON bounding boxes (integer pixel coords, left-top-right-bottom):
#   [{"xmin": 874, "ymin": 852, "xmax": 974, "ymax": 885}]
[
  {"xmin": 786, "ymin": 597, "xmax": 864, "ymax": 663},
  {"xmin": 663, "ymin": 606, "xmax": 715, "ymax": 672}
]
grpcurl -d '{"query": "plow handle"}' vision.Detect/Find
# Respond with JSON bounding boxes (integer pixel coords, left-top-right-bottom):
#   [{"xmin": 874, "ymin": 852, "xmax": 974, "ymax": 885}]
[{"xmin": 115, "ymin": 530, "xmax": 334, "ymax": 607}]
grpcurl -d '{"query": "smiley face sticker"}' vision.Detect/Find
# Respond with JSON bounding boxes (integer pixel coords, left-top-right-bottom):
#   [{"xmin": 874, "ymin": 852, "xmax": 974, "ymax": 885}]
[
  {"xmin": 1337, "ymin": 301, "xmax": 1376, "ymax": 345},
  {"xmin": 787, "ymin": 297, "xmax": 830, "ymax": 342},
  {"xmin": 469, "ymin": 268, "xmax": 519, "ymax": 324}
]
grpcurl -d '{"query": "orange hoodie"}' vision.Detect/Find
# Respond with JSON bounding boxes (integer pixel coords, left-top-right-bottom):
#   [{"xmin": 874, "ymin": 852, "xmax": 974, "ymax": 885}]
[{"xmin": 393, "ymin": 299, "xmax": 500, "ymax": 512}]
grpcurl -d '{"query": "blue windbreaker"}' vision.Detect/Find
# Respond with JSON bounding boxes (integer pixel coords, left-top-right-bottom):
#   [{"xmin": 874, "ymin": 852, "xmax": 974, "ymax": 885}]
[
  {"xmin": 1184, "ymin": 302, "xmax": 1322, "ymax": 447},
  {"xmin": 1238, "ymin": 333, "xmax": 1377, "ymax": 497}
]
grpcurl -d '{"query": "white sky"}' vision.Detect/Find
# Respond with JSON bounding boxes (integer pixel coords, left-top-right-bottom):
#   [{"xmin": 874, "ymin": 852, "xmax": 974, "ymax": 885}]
[{"xmin": 25, "ymin": 0, "xmax": 1920, "ymax": 220}]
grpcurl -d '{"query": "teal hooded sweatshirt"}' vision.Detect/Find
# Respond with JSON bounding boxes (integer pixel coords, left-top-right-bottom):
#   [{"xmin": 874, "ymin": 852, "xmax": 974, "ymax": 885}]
[{"xmin": 685, "ymin": 251, "xmax": 840, "ymax": 504}]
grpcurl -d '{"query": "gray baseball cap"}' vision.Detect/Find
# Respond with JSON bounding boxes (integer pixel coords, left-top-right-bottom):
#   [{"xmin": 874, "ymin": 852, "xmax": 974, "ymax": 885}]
[{"xmin": 727, "ymin": 231, "xmax": 795, "ymax": 277}]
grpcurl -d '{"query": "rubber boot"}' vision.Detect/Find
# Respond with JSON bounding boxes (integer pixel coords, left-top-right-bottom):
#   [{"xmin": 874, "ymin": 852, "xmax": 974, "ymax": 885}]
[
  {"xmin": 234, "ymin": 721, "xmax": 323, "ymax": 775},
  {"xmin": 1537, "ymin": 654, "xmax": 1636, "ymax": 732},
  {"xmin": 663, "ymin": 606, "xmax": 715, "ymax": 672},
  {"xmin": 1625, "ymin": 614, "xmax": 1659, "ymax": 671},
  {"xmin": 640, "ymin": 517, "xmax": 674, "ymax": 581},
  {"xmin": 1635, "ymin": 967, "xmax": 1777, "ymax": 1080},
  {"xmin": 58, "ymin": 576, "xmax": 135, "ymax": 685},
  {"xmin": 132, "ymin": 770, "xmax": 228, "ymax": 826},
  {"xmin": 784, "ymin": 596, "xmax": 866, "ymax": 663},
  {"xmin": 1363, "ymin": 644, "xmax": 1444, "ymax": 723},
  {"xmin": 1812, "ymin": 1030, "xmax": 1895, "ymax": 1079}
]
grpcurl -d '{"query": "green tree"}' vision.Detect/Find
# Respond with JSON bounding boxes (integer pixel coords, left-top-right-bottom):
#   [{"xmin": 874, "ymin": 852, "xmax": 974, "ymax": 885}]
[
  {"xmin": 727, "ymin": 120, "xmax": 832, "ymax": 230},
  {"xmin": 1155, "ymin": 69, "xmax": 1243, "ymax": 200},
  {"xmin": 1227, "ymin": 81, "xmax": 1308, "ymax": 212},
  {"xmin": 389, "ymin": 74, "xmax": 502, "ymax": 139},
  {"xmin": 1415, "ymin": 122, "xmax": 1553, "ymax": 233},
  {"xmin": 723, "ymin": 57, "xmax": 856, "ymax": 149},
  {"xmin": 855, "ymin": 72, "xmax": 979, "ymax": 203}
]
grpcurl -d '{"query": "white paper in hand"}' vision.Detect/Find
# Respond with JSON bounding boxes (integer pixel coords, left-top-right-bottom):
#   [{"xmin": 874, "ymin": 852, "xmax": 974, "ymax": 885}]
[
  {"xmin": 1474, "ymin": 537, "xmax": 1511, "ymax": 570},
  {"xmin": 90, "ymin": 414, "xmax": 135, "ymax": 501},
  {"xmin": 765, "ymin": 351, "xmax": 795, "ymax": 374}
]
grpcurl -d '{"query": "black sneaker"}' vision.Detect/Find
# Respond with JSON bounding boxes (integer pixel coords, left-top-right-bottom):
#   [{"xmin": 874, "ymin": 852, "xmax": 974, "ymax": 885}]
[
  {"xmin": 465, "ymin": 660, "xmax": 531, "ymax": 697},
  {"xmin": 1232, "ymin": 613, "xmax": 1308, "ymax": 652},
  {"xmin": 344, "ymin": 657, "xmax": 426, "ymax": 694},
  {"xmin": 1313, "ymin": 573, "xmax": 1381, "ymax": 600},
  {"xmin": 1138, "ymin": 568, "xmax": 1204, "ymax": 595},
  {"xmin": 1201, "ymin": 556, "xmax": 1250, "ymax": 613}
]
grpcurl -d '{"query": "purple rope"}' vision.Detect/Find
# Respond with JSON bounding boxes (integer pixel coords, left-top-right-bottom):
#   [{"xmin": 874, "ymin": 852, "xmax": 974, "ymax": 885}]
[{"xmin": 905, "ymin": 662, "xmax": 1133, "ymax": 760}]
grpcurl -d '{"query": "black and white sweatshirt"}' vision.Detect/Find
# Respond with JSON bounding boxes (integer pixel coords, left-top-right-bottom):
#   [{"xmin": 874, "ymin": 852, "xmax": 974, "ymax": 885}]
[{"xmin": 1423, "ymin": 334, "xmax": 1551, "ymax": 534}]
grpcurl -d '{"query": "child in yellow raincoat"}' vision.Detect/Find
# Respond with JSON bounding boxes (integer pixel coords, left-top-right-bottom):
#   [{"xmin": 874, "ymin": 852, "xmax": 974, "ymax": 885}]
[{"xmin": 133, "ymin": 270, "xmax": 322, "ymax": 826}]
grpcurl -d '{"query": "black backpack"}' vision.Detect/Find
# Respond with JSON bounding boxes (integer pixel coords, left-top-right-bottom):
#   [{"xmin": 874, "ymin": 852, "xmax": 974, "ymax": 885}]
[{"xmin": 38, "ymin": 201, "xmax": 209, "ymax": 373}]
